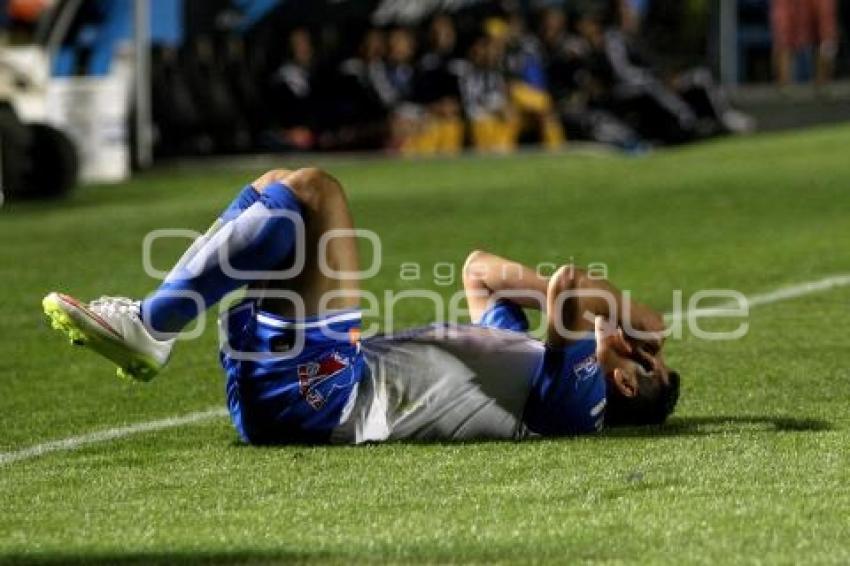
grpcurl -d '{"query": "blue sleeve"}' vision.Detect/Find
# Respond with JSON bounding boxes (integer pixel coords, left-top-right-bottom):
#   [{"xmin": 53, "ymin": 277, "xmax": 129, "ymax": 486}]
[
  {"xmin": 524, "ymin": 339, "xmax": 607, "ymax": 436},
  {"xmin": 477, "ymin": 299, "xmax": 529, "ymax": 333}
]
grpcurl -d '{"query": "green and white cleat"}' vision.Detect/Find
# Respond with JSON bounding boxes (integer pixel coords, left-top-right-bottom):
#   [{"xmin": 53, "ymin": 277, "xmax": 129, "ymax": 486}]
[{"xmin": 42, "ymin": 292, "xmax": 174, "ymax": 382}]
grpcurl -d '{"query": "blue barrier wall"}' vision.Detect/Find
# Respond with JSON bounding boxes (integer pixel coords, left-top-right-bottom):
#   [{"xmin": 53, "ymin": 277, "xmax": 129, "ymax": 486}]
[{"xmin": 52, "ymin": 0, "xmax": 184, "ymax": 77}]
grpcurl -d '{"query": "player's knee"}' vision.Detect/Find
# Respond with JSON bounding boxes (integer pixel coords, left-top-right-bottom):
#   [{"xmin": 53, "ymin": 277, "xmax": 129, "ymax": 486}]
[
  {"xmin": 287, "ymin": 167, "xmax": 327, "ymax": 188},
  {"xmin": 253, "ymin": 168, "xmax": 295, "ymax": 192},
  {"xmin": 284, "ymin": 167, "xmax": 345, "ymax": 209},
  {"xmin": 464, "ymin": 250, "xmax": 497, "ymax": 290}
]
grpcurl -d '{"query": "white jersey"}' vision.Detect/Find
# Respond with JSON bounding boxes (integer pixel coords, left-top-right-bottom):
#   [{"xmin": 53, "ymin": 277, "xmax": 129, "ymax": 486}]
[{"xmin": 337, "ymin": 325, "xmax": 545, "ymax": 443}]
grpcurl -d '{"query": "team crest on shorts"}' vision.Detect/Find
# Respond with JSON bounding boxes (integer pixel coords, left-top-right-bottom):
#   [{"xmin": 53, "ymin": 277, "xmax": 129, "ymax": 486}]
[
  {"xmin": 297, "ymin": 352, "xmax": 350, "ymax": 410},
  {"xmin": 574, "ymin": 355, "xmax": 599, "ymax": 382}
]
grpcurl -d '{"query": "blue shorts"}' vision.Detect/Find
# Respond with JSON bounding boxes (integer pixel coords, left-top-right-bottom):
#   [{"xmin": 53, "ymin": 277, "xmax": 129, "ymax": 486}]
[
  {"xmin": 478, "ymin": 299, "xmax": 607, "ymax": 435},
  {"xmin": 220, "ymin": 300, "xmax": 366, "ymax": 444}
]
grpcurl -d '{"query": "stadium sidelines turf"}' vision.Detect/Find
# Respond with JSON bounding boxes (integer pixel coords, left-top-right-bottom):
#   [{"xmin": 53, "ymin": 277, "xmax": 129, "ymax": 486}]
[{"xmin": 1, "ymin": 126, "xmax": 850, "ymax": 564}]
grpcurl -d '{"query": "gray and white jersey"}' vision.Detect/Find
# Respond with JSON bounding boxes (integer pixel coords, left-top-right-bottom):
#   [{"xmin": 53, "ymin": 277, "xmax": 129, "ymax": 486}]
[{"xmin": 335, "ymin": 325, "xmax": 545, "ymax": 444}]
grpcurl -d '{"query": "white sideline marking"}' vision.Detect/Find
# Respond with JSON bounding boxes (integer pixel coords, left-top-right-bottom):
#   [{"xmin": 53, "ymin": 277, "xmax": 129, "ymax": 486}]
[
  {"xmin": 0, "ymin": 408, "xmax": 228, "ymax": 467},
  {"xmin": 664, "ymin": 274, "xmax": 850, "ymax": 322},
  {"xmin": 742, "ymin": 274, "xmax": 850, "ymax": 307},
  {"xmin": 3, "ymin": 273, "xmax": 850, "ymax": 467}
]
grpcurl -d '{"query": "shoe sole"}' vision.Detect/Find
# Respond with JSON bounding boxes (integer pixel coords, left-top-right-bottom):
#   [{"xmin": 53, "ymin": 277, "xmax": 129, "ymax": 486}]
[{"xmin": 42, "ymin": 293, "xmax": 160, "ymax": 382}]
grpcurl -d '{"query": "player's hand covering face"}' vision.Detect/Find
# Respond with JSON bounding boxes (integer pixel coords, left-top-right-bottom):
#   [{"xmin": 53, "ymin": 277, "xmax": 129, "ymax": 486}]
[
  {"xmin": 626, "ymin": 302, "xmax": 666, "ymax": 355},
  {"xmin": 594, "ymin": 316, "xmax": 668, "ymax": 398}
]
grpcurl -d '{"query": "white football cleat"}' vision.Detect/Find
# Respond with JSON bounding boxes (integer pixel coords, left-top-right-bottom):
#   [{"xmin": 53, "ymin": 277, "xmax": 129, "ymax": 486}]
[{"xmin": 42, "ymin": 292, "xmax": 174, "ymax": 382}]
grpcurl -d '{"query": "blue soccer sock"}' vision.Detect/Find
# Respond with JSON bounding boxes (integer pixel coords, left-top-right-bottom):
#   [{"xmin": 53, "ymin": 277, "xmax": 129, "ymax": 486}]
[{"xmin": 141, "ymin": 182, "xmax": 302, "ymax": 336}]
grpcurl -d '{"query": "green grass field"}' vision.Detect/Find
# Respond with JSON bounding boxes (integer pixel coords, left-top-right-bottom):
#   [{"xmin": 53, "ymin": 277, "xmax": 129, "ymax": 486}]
[{"xmin": 2, "ymin": 126, "xmax": 850, "ymax": 564}]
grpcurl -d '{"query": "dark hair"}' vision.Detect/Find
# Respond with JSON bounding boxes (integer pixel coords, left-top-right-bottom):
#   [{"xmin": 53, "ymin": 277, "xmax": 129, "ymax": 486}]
[{"xmin": 605, "ymin": 371, "xmax": 680, "ymax": 426}]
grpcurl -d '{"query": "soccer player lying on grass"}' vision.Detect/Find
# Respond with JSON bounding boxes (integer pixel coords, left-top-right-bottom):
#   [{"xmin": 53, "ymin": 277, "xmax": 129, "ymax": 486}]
[{"xmin": 43, "ymin": 167, "xmax": 680, "ymax": 444}]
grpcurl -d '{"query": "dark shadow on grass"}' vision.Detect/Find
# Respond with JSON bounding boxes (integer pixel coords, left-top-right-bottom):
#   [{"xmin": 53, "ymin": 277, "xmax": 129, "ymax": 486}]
[
  {"xmin": 222, "ymin": 415, "xmax": 833, "ymax": 452},
  {"xmin": 599, "ymin": 415, "xmax": 833, "ymax": 438}
]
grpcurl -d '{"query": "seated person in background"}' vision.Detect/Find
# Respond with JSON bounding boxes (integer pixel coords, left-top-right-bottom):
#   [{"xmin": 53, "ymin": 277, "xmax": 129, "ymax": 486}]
[
  {"xmin": 539, "ymin": 6, "xmax": 606, "ymax": 103},
  {"xmin": 453, "ymin": 33, "xmax": 518, "ymax": 153},
  {"xmin": 669, "ymin": 67, "xmax": 754, "ymax": 136},
  {"xmin": 337, "ymin": 27, "xmax": 435, "ymax": 154},
  {"xmin": 379, "ymin": 25, "xmax": 465, "ymax": 156},
  {"xmin": 497, "ymin": 13, "xmax": 566, "ymax": 150},
  {"xmin": 537, "ymin": 6, "xmax": 644, "ymax": 151},
  {"xmin": 415, "ymin": 14, "xmax": 465, "ymax": 155},
  {"xmin": 574, "ymin": 8, "xmax": 700, "ymax": 144},
  {"xmin": 267, "ymin": 28, "xmax": 318, "ymax": 151},
  {"xmin": 418, "ymin": 14, "xmax": 461, "ymax": 103},
  {"xmin": 383, "ymin": 27, "xmax": 420, "ymax": 152},
  {"xmin": 334, "ymin": 29, "xmax": 395, "ymax": 150},
  {"xmin": 630, "ymin": 0, "xmax": 755, "ymax": 135},
  {"xmin": 588, "ymin": 4, "xmax": 753, "ymax": 143}
]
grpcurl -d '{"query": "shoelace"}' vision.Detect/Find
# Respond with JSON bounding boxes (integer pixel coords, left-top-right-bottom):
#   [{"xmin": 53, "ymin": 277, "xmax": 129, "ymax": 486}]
[{"xmin": 89, "ymin": 296, "xmax": 142, "ymax": 319}]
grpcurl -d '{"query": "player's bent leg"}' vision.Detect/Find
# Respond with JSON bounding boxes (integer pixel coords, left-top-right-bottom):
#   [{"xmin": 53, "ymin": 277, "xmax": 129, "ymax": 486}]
[
  {"xmin": 252, "ymin": 167, "xmax": 361, "ymax": 317},
  {"xmin": 43, "ymin": 171, "xmax": 306, "ymax": 381},
  {"xmin": 42, "ymin": 165, "xmax": 367, "ymax": 442},
  {"xmin": 142, "ymin": 178, "xmax": 303, "ymax": 334},
  {"xmin": 222, "ymin": 168, "xmax": 366, "ymax": 444}
]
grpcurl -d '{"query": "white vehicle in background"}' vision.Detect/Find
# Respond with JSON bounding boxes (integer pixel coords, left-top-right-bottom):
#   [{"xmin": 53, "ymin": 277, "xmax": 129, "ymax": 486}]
[
  {"xmin": 0, "ymin": 42, "xmax": 79, "ymax": 200},
  {"xmin": 1, "ymin": 0, "xmax": 144, "ymax": 200}
]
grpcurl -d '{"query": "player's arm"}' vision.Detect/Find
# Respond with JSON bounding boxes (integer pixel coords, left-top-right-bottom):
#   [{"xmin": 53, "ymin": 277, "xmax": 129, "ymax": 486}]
[
  {"xmin": 545, "ymin": 265, "xmax": 665, "ymax": 350},
  {"xmin": 462, "ymin": 250, "xmax": 548, "ymax": 323}
]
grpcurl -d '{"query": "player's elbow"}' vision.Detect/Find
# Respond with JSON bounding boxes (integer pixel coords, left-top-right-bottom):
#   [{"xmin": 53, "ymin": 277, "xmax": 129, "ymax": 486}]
[
  {"xmin": 550, "ymin": 264, "xmax": 580, "ymax": 294},
  {"xmin": 463, "ymin": 250, "xmax": 490, "ymax": 287},
  {"xmin": 463, "ymin": 249, "xmax": 487, "ymax": 270}
]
